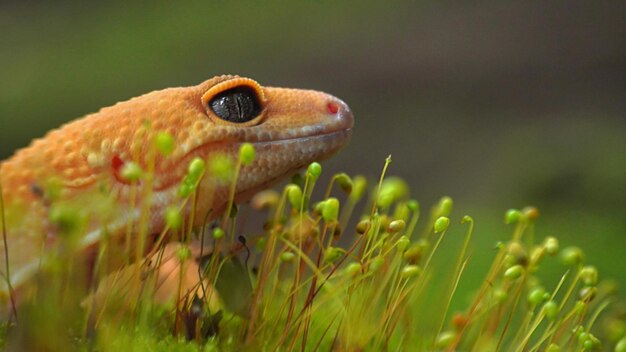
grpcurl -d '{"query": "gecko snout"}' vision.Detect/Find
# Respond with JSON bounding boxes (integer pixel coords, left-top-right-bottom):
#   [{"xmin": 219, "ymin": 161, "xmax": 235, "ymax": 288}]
[{"xmin": 325, "ymin": 96, "xmax": 354, "ymax": 133}]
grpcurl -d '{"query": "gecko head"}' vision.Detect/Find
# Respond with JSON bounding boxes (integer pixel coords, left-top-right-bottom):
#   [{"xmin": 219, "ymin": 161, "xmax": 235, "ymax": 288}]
[
  {"xmin": 194, "ymin": 75, "xmax": 354, "ymax": 159},
  {"xmin": 136, "ymin": 75, "xmax": 353, "ymax": 213},
  {"xmin": 194, "ymin": 75, "xmax": 354, "ymax": 200}
]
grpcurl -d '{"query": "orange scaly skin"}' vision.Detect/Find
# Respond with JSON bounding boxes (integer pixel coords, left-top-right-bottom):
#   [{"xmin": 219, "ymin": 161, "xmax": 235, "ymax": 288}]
[{"xmin": 0, "ymin": 75, "xmax": 353, "ymax": 300}]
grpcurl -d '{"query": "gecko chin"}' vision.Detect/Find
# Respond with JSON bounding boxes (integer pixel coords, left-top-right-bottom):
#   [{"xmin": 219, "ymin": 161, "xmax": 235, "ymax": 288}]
[
  {"xmin": 226, "ymin": 128, "xmax": 352, "ymax": 206},
  {"xmin": 254, "ymin": 129, "xmax": 351, "ymax": 171},
  {"xmin": 250, "ymin": 129, "xmax": 352, "ymax": 157},
  {"xmin": 184, "ymin": 128, "xmax": 352, "ymax": 225},
  {"xmin": 234, "ymin": 129, "xmax": 352, "ymax": 203}
]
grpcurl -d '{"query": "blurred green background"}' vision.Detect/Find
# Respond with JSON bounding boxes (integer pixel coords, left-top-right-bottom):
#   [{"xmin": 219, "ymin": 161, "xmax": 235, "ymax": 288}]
[{"xmin": 1, "ymin": 2, "xmax": 624, "ymax": 296}]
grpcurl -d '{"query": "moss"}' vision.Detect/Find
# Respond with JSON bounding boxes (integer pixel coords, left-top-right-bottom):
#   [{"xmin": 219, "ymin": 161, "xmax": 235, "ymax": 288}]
[{"xmin": 1, "ymin": 156, "xmax": 624, "ymax": 351}]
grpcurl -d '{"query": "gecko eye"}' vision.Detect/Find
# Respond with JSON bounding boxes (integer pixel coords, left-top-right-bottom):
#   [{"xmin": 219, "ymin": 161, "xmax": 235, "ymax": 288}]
[{"xmin": 209, "ymin": 86, "xmax": 262, "ymax": 123}]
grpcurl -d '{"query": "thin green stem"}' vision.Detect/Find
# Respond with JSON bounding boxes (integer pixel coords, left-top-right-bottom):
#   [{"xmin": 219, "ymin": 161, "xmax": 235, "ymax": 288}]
[{"xmin": 0, "ymin": 182, "xmax": 17, "ymax": 322}]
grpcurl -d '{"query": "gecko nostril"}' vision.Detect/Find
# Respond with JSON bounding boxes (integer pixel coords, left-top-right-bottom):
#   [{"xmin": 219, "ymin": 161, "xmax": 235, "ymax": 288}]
[{"xmin": 327, "ymin": 102, "xmax": 339, "ymax": 114}]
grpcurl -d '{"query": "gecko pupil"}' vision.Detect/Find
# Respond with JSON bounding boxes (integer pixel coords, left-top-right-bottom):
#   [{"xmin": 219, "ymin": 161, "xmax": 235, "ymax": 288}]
[{"xmin": 209, "ymin": 86, "xmax": 261, "ymax": 123}]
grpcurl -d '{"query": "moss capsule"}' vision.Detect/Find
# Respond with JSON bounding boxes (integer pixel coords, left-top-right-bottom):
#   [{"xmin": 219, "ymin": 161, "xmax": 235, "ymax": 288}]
[
  {"xmin": 543, "ymin": 300, "xmax": 559, "ymax": 320},
  {"xmin": 377, "ymin": 177, "xmax": 409, "ymax": 209},
  {"xmin": 403, "ymin": 244, "xmax": 423, "ymax": 264},
  {"xmin": 434, "ymin": 216, "xmax": 450, "ymax": 233},
  {"xmin": 356, "ymin": 219, "xmax": 370, "ymax": 235},
  {"xmin": 388, "ymin": 219, "xmax": 406, "ymax": 234},
  {"xmin": 312, "ymin": 201, "xmax": 325, "ymax": 216},
  {"xmin": 369, "ymin": 256, "xmax": 384, "ymax": 272},
  {"xmin": 508, "ymin": 241, "xmax": 528, "ymax": 266},
  {"xmin": 395, "ymin": 236, "xmax": 410, "ymax": 252},
  {"xmin": 579, "ymin": 286, "xmax": 597, "ymax": 302},
  {"xmin": 580, "ymin": 266, "xmax": 598, "ymax": 286},
  {"xmin": 528, "ymin": 287, "xmax": 547, "ymax": 307},
  {"xmin": 239, "ymin": 143, "xmax": 256, "ymax": 165},
  {"xmin": 349, "ymin": 176, "xmax": 367, "ymax": 202},
  {"xmin": 49, "ymin": 205, "xmax": 81, "ymax": 236},
  {"xmin": 335, "ymin": 173, "xmax": 353, "ymax": 194},
  {"xmin": 256, "ymin": 237, "xmax": 267, "ymax": 251},
  {"xmin": 545, "ymin": 343, "xmax": 561, "ymax": 352},
  {"xmin": 176, "ymin": 245, "xmax": 191, "ymax": 262},
  {"xmin": 155, "ymin": 131, "xmax": 175, "ymax": 156},
  {"xmin": 393, "ymin": 203, "xmax": 410, "ymax": 222},
  {"xmin": 504, "ymin": 265, "xmax": 524, "ymax": 280},
  {"xmin": 188, "ymin": 157, "xmax": 206, "ymax": 181},
  {"xmin": 280, "ymin": 251, "xmax": 295, "ymax": 263},
  {"xmin": 452, "ymin": 313, "xmax": 469, "ymax": 330},
  {"xmin": 504, "ymin": 209, "xmax": 521, "ymax": 224},
  {"xmin": 209, "ymin": 154, "xmax": 234, "ymax": 183},
  {"xmin": 120, "ymin": 162, "xmax": 143, "ymax": 182},
  {"xmin": 523, "ymin": 206, "xmax": 539, "ymax": 220},
  {"xmin": 250, "ymin": 190, "xmax": 280, "ymax": 210},
  {"xmin": 324, "ymin": 247, "xmax": 345, "ymax": 264},
  {"xmin": 286, "ymin": 184, "xmax": 303, "ymax": 210},
  {"xmin": 544, "ymin": 236, "xmax": 559, "ymax": 255},
  {"xmin": 494, "ymin": 289, "xmax": 508, "ymax": 303},
  {"xmin": 401, "ymin": 265, "xmax": 422, "ymax": 279},
  {"xmin": 560, "ymin": 246, "xmax": 584, "ymax": 266},
  {"xmin": 434, "ymin": 331, "xmax": 456, "ymax": 348},
  {"xmin": 344, "ymin": 262, "xmax": 362, "ymax": 276},
  {"xmin": 212, "ymin": 227, "xmax": 225, "ymax": 240},
  {"xmin": 165, "ymin": 206, "xmax": 182, "ymax": 230},
  {"xmin": 437, "ymin": 196, "xmax": 453, "ymax": 217},
  {"xmin": 306, "ymin": 162, "xmax": 322, "ymax": 181},
  {"xmin": 322, "ymin": 198, "xmax": 340, "ymax": 223},
  {"xmin": 407, "ymin": 199, "xmax": 419, "ymax": 212},
  {"xmin": 178, "ymin": 181, "xmax": 194, "ymax": 198}
]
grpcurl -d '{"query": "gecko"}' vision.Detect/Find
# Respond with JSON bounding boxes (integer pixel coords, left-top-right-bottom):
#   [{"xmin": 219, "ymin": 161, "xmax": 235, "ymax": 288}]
[{"xmin": 0, "ymin": 75, "xmax": 354, "ymax": 309}]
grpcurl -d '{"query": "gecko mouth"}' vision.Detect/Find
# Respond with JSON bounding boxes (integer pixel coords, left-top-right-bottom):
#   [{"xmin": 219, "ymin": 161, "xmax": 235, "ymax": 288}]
[
  {"xmin": 248, "ymin": 128, "xmax": 352, "ymax": 147},
  {"xmin": 229, "ymin": 129, "xmax": 353, "ymax": 204}
]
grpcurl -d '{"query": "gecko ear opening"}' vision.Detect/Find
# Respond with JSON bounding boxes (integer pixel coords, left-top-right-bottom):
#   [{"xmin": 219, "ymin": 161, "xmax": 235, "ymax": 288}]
[{"xmin": 201, "ymin": 77, "xmax": 266, "ymax": 126}]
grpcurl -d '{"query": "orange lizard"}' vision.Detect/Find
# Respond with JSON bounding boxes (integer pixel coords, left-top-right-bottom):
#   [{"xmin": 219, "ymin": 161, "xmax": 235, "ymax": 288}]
[{"xmin": 0, "ymin": 75, "xmax": 353, "ymax": 308}]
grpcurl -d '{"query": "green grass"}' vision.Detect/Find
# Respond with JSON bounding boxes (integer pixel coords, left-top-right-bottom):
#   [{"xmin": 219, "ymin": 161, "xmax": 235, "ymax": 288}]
[{"xmin": 1, "ymin": 141, "xmax": 625, "ymax": 351}]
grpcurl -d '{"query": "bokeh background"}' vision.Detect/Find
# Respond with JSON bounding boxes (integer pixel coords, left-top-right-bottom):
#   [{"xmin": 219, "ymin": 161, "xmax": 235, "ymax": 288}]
[{"xmin": 1, "ymin": 1, "xmax": 624, "ymax": 298}]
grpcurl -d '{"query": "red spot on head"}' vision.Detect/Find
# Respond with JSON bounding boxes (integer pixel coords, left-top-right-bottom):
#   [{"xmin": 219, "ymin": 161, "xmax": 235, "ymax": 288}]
[
  {"xmin": 327, "ymin": 102, "xmax": 339, "ymax": 114},
  {"xmin": 111, "ymin": 154, "xmax": 124, "ymax": 172},
  {"xmin": 111, "ymin": 154, "xmax": 132, "ymax": 184}
]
